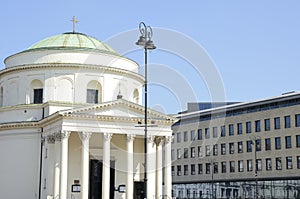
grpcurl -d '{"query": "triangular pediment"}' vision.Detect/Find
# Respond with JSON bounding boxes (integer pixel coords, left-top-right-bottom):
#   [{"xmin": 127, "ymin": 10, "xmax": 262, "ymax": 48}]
[{"xmin": 59, "ymin": 99, "xmax": 176, "ymax": 123}]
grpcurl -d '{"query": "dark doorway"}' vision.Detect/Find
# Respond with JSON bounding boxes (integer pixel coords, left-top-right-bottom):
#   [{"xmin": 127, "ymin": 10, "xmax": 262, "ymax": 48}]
[
  {"xmin": 89, "ymin": 159, "xmax": 115, "ymax": 199},
  {"xmin": 134, "ymin": 181, "xmax": 145, "ymax": 199}
]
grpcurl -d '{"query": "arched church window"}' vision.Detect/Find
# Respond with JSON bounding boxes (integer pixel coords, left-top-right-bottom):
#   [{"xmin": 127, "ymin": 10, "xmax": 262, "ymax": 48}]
[
  {"xmin": 30, "ymin": 80, "xmax": 43, "ymax": 104},
  {"xmin": 0, "ymin": 86, "xmax": 3, "ymax": 107},
  {"xmin": 87, "ymin": 81, "xmax": 102, "ymax": 104},
  {"xmin": 133, "ymin": 89, "xmax": 139, "ymax": 104}
]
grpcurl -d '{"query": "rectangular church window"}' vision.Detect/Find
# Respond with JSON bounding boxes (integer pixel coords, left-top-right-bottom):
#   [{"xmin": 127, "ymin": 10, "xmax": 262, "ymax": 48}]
[
  {"xmin": 87, "ymin": 89, "xmax": 98, "ymax": 104},
  {"xmin": 34, "ymin": 89, "xmax": 43, "ymax": 104}
]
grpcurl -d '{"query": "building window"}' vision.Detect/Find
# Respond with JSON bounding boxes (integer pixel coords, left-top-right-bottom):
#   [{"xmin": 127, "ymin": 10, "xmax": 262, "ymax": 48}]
[
  {"xmin": 266, "ymin": 158, "xmax": 272, "ymax": 171},
  {"xmin": 198, "ymin": 146, "xmax": 202, "ymax": 157},
  {"xmin": 191, "ymin": 147, "xmax": 195, "ymax": 158},
  {"xmin": 221, "ymin": 125, "xmax": 226, "ymax": 137},
  {"xmin": 297, "ymin": 156, "xmax": 300, "ymax": 169},
  {"xmin": 205, "ymin": 145, "xmax": 210, "ymax": 156},
  {"xmin": 213, "ymin": 144, "xmax": 218, "ymax": 156},
  {"xmin": 285, "ymin": 116, "xmax": 291, "ymax": 128},
  {"xmin": 255, "ymin": 120, "xmax": 261, "ymax": 132},
  {"xmin": 256, "ymin": 139, "xmax": 262, "ymax": 151},
  {"xmin": 285, "ymin": 136, "xmax": 292, "ymax": 149},
  {"xmin": 197, "ymin": 129, "xmax": 203, "ymax": 140},
  {"xmin": 274, "ymin": 117, "xmax": 281, "ymax": 129},
  {"xmin": 265, "ymin": 138, "xmax": 271, "ymax": 151},
  {"xmin": 184, "ymin": 165, "xmax": 188, "ymax": 175},
  {"xmin": 221, "ymin": 143, "xmax": 226, "ymax": 155},
  {"xmin": 238, "ymin": 141, "xmax": 243, "ymax": 153},
  {"xmin": 296, "ymin": 135, "xmax": 300, "ymax": 148},
  {"xmin": 246, "ymin": 121, "xmax": 252, "ymax": 133},
  {"xmin": 86, "ymin": 81, "xmax": 102, "ymax": 104},
  {"xmin": 229, "ymin": 124, "xmax": 234, "ymax": 136},
  {"xmin": 33, "ymin": 89, "xmax": 43, "ymax": 104},
  {"xmin": 264, "ymin": 119, "xmax": 270, "ymax": 131},
  {"xmin": 206, "ymin": 163, "xmax": 211, "ymax": 174},
  {"xmin": 205, "ymin": 128, "xmax": 210, "ymax": 139},
  {"xmin": 275, "ymin": 137, "xmax": 281, "ymax": 150},
  {"xmin": 238, "ymin": 160, "xmax": 244, "ymax": 172},
  {"xmin": 276, "ymin": 158, "xmax": 282, "ymax": 170},
  {"xmin": 184, "ymin": 131, "xmax": 188, "ymax": 142},
  {"xmin": 177, "ymin": 149, "xmax": 181, "ymax": 159},
  {"xmin": 191, "ymin": 164, "xmax": 195, "ymax": 175},
  {"xmin": 177, "ymin": 165, "xmax": 182, "ymax": 176},
  {"xmin": 237, "ymin": 123, "xmax": 243, "ymax": 134},
  {"xmin": 247, "ymin": 141, "xmax": 252, "ymax": 152},
  {"xmin": 171, "ymin": 166, "xmax": 175, "ymax": 176},
  {"xmin": 171, "ymin": 149, "xmax": 175, "ymax": 160},
  {"xmin": 87, "ymin": 89, "xmax": 99, "ymax": 104},
  {"xmin": 221, "ymin": 162, "xmax": 226, "ymax": 173},
  {"xmin": 198, "ymin": 164, "xmax": 203, "ymax": 174},
  {"xmin": 177, "ymin": 132, "xmax": 181, "ymax": 143},
  {"xmin": 213, "ymin": 163, "xmax": 218, "ymax": 174},
  {"xmin": 296, "ymin": 114, "xmax": 300, "ymax": 127},
  {"xmin": 191, "ymin": 130, "xmax": 195, "ymax": 141},
  {"xmin": 213, "ymin": 127, "xmax": 218, "ymax": 138},
  {"xmin": 184, "ymin": 148, "xmax": 188, "ymax": 158},
  {"xmin": 256, "ymin": 159, "xmax": 262, "ymax": 171},
  {"xmin": 286, "ymin": 157, "xmax": 293, "ymax": 169},
  {"xmin": 247, "ymin": 160, "xmax": 253, "ymax": 172},
  {"xmin": 229, "ymin": 143, "xmax": 234, "ymax": 154},
  {"xmin": 230, "ymin": 161, "xmax": 235, "ymax": 172}
]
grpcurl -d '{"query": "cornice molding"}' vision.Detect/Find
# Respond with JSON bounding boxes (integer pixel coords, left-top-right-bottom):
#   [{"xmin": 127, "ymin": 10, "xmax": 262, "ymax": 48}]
[{"xmin": 0, "ymin": 63, "xmax": 144, "ymax": 84}]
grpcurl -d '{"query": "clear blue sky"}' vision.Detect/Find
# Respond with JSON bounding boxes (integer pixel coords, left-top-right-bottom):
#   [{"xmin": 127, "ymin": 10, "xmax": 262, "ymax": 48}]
[{"xmin": 1, "ymin": 1, "xmax": 300, "ymax": 113}]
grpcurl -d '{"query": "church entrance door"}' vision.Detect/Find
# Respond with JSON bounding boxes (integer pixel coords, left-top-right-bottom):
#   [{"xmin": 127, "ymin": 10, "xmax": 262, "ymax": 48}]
[{"xmin": 89, "ymin": 159, "xmax": 115, "ymax": 199}]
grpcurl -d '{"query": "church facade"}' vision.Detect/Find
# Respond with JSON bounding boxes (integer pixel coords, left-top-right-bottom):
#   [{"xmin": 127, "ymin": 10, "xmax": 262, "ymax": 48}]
[{"xmin": 0, "ymin": 32, "xmax": 176, "ymax": 199}]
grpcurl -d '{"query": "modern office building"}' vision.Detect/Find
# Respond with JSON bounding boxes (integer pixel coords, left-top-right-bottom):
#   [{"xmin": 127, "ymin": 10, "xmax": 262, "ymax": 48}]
[{"xmin": 171, "ymin": 92, "xmax": 300, "ymax": 199}]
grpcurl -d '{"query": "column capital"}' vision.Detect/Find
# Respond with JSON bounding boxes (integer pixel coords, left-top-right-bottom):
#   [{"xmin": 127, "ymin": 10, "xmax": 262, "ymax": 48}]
[
  {"xmin": 61, "ymin": 131, "xmax": 71, "ymax": 140},
  {"xmin": 79, "ymin": 132, "xmax": 92, "ymax": 141},
  {"xmin": 147, "ymin": 135, "xmax": 155, "ymax": 144},
  {"xmin": 126, "ymin": 134, "xmax": 135, "ymax": 143},
  {"xmin": 103, "ymin": 133, "xmax": 113, "ymax": 141},
  {"xmin": 46, "ymin": 134, "xmax": 56, "ymax": 144},
  {"xmin": 164, "ymin": 136, "xmax": 172, "ymax": 144},
  {"xmin": 155, "ymin": 137, "xmax": 164, "ymax": 146}
]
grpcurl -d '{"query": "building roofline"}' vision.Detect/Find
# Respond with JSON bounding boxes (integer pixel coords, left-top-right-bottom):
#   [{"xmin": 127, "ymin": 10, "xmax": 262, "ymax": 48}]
[{"xmin": 177, "ymin": 91, "xmax": 300, "ymax": 119}]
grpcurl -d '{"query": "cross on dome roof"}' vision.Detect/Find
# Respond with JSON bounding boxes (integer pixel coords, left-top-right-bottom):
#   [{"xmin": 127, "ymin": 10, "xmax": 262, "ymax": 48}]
[{"xmin": 71, "ymin": 16, "xmax": 79, "ymax": 33}]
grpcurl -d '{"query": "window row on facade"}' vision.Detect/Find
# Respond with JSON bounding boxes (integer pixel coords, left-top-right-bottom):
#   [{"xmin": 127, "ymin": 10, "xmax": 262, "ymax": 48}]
[
  {"xmin": 175, "ymin": 114, "xmax": 300, "ymax": 143},
  {"xmin": 172, "ymin": 135, "xmax": 300, "ymax": 159},
  {"xmin": 172, "ymin": 156, "xmax": 300, "ymax": 176}
]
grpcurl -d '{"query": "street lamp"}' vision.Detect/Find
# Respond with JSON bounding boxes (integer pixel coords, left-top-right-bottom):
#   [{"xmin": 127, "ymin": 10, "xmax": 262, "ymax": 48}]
[
  {"xmin": 250, "ymin": 135, "xmax": 261, "ymax": 199},
  {"xmin": 136, "ymin": 22, "xmax": 156, "ymax": 199}
]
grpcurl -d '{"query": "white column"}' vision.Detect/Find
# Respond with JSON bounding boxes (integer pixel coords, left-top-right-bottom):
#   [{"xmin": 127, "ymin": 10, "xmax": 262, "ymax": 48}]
[
  {"xmin": 147, "ymin": 136, "xmax": 156, "ymax": 199},
  {"xmin": 53, "ymin": 132, "xmax": 62, "ymax": 199},
  {"xmin": 40, "ymin": 136, "xmax": 46, "ymax": 199},
  {"xmin": 46, "ymin": 135, "xmax": 55, "ymax": 198},
  {"xmin": 126, "ymin": 134, "xmax": 135, "ymax": 199},
  {"xmin": 156, "ymin": 138, "xmax": 163, "ymax": 198},
  {"xmin": 79, "ymin": 132, "xmax": 92, "ymax": 199},
  {"xmin": 102, "ymin": 133, "xmax": 113, "ymax": 199},
  {"xmin": 60, "ymin": 131, "xmax": 71, "ymax": 199},
  {"xmin": 164, "ymin": 136, "xmax": 172, "ymax": 198}
]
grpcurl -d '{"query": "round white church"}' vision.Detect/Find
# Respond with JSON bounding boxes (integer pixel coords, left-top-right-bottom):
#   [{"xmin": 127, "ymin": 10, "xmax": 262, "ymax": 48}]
[{"xmin": 0, "ymin": 31, "xmax": 176, "ymax": 199}]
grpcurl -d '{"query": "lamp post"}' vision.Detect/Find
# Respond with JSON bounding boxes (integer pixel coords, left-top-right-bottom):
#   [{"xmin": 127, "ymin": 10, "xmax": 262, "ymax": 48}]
[
  {"xmin": 136, "ymin": 22, "xmax": 156, "ymax": 199},
  {"xmin": 250, "ymin": 136, "xmax": 260, "ymax": 199}
]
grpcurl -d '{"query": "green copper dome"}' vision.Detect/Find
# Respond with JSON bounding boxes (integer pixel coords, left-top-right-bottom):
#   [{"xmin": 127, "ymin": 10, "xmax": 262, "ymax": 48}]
[{"xmin": 28, "ymin": 32, "xmax": 117, "ymax": 54}]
